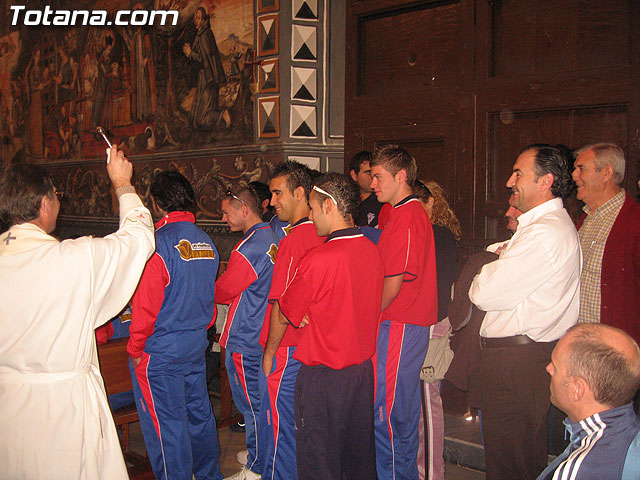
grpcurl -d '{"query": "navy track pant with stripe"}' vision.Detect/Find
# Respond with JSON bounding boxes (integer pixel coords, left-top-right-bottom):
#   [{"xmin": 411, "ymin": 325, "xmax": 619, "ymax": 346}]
[{"xmin": 130, "ymin": 353, "xmax": 222, "ymax": 480}]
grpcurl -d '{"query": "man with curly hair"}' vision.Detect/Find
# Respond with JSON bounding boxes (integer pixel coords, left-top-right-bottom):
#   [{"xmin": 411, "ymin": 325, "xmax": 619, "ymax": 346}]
[{"xmin": 469, "ymin": 144, "xmax": 582, "ymax": 479}]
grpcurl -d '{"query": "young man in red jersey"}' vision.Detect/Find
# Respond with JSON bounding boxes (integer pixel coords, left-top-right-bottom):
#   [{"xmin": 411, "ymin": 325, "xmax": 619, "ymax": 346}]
[
  {"xmin": 277, "ymin": 173, "xmax": 384, "ymax": 479},
  {"xmin": 370, "ymin": 145, "xmax": 438, "ymax": 480},
  {"xmin": 258, "ymin": 161, "xmax": 324, "ymax": 480}
]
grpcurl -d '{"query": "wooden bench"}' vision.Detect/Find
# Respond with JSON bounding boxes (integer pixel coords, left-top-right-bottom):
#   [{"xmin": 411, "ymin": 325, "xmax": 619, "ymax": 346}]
[
  {"xmin": 97, "ymin": 337, "xmax": 153, "ymax": 479},
  {"xmin": 97, "ymin": 337, "xmax": 139, "ymax": 449}
]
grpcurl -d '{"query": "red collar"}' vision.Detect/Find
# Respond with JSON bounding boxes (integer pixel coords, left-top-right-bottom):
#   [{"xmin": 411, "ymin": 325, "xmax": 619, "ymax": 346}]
[{"xmin": 155, "ymin": 211, "xmax": 196, "ymax": 229}]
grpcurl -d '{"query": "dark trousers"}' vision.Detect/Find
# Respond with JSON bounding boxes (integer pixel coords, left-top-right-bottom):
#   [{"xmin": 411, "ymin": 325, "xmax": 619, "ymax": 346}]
[
  {"xmin": 294, "ymin": 360, "xmax": 376, "ymax": 480},
  {"xmin": 479, "ymin": 340, "xmax": 556, "ymax": 480}
]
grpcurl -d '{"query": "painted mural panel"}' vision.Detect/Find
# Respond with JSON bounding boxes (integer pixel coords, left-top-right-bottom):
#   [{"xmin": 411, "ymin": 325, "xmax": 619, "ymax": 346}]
[
  {"xmin": 0, "ymin": 0, "xmax": 254, "ymax": 166},
  {"xmin": 49, "ymin": 151, "xmax": 278, "ymax": 220}
]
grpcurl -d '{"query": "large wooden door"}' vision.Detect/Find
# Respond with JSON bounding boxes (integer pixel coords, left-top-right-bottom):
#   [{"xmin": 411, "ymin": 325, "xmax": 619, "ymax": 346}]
[{"xmin": 346, "ymin": 0, "xmax": 640, "ymax": 257}]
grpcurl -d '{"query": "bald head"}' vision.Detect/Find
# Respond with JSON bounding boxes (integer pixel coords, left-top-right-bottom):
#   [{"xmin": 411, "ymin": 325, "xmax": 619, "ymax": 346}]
[{"xmin": 564, "ymin": 323, "xmax": 640, "ymax": 409}]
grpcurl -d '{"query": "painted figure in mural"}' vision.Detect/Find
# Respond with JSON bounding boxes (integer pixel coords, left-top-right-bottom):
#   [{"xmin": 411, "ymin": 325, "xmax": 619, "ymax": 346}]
[
  {"xmin": 92, "ymin": 36, "xmax": 114, "ymax": 130},
  {"xmin": 25, "ymin": 46, "xmax": 46, "ymax": 157},
  {"xmin": 230, "ymin": 46, "xmax": 242, "ymax": 77},
  {"xmin": 182, "ymin": 7, "xmax": 226, "ymax": 132},
  {"xmin": 53, "ymin": 46, "xmax": 78, "ymax": 104},
  {"xmin": 133, "ymin": 27, "xmax": 154, "ymax": 121},
  {"xmin": 58, "ymin": 102, "xmax": 78, "ymax": 157},
  {"xmin": 122, "ymin": 6, "xmax": 155, "ymax": 122}
]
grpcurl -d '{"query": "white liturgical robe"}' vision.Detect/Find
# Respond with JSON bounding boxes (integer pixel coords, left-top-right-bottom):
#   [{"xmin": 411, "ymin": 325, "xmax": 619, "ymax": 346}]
[{"xmin": 0, "ymin": 191, "xmax": 154, "ymax": 479}]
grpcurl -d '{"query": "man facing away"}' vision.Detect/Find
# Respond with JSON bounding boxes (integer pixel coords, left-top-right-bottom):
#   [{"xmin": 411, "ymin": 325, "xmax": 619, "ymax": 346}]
[
  {"xmin": 470, "ymin": 144, "xmax": 581, "ymax": 479},
  {"xmin": 572, "ymin": 143, "xmax": 640, "ymax": 342},
  {"xmin": 0, "ymin": 146, "xmax": 155, "ymax": 479},
  {"xmin": 349, "ymin": 150, "xmax": 383, "ymax": 227},
  {"xmin": 215, "ymin": 185, "xmax": 277, "ymax": 480},
  {"xmin": 537, "ymin": 323, "xmax": 640, "ymax": 480},
  {"xmin": 370, "ymin": 145, "xmax": 438, "ymax": 479},
  {"xmin": 128, "ymin": 170, "xmax": 222, "ymax": 480},
  {"xmin": 259, "ymin": 161, "xmax": 324, "ymax": 480},
  {"xmin": 276, "ymin": 173, "xmax": 384, "ymax": 479}
]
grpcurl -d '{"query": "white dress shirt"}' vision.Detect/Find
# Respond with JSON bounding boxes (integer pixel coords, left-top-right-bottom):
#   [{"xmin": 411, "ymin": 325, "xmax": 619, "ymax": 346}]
[{"xmin": 469, "ymin": 198, "xmax": 581, "ymax": 342}]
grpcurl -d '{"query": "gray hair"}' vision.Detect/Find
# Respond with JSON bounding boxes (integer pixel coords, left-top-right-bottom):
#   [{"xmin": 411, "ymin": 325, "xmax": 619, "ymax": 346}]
[{"xmin": 576, "ymin": 143, "xmax": 626, "ymax": 186}]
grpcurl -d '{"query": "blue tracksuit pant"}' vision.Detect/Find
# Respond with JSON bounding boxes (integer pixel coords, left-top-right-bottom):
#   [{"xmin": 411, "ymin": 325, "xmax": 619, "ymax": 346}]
[
  {"xmin": 130, "ymin": 353, "xmax": 222, "ymax": 480},
  {"xmin": 374, "ymin": 320, "xmax": 430, "ymax": 480},
  {"xmin": 226, "ymin": 349, "xmax": 263, "ymax": 474},
  {"xmin": 259, "ymin": 346, "xmax": 301, "ymax": 480}
]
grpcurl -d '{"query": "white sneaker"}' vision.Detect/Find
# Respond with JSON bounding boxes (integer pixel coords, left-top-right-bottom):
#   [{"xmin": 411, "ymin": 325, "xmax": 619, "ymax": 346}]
[
  {"xmin": 224, "ymin": 465, "xmax": 261, "ymax": 480},
  {"xmin": 236, "ymin": 449, "xmax": 249, "ymax": 465}
]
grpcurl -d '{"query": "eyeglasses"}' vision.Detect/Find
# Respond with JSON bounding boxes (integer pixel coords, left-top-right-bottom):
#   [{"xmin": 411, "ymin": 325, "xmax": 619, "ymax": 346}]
[
  {"xmin": 226, "ymin": 190, "xmax": 246, "ymax": 206},
  {"xmin": 55, "ymin": 191, "xmax": 64, "ymax": 200},
  {"xmin": 312, "ymin": 185, "xmax": 338, "ymax": 206}
]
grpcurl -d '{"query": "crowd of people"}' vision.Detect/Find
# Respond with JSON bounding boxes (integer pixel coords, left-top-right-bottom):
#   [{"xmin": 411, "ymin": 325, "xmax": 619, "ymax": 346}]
[{"xmin": 0, "ymin": 141, "xmax": 638, "ymax": 480}]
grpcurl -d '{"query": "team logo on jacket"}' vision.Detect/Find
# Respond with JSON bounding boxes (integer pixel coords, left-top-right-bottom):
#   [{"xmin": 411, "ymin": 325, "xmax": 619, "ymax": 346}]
[
  {"xmin": 268, "ymin": 243, "xmax": 278, "ymax": 263},
  {"xmin": 175, "ymin": 240, "xmax": 216, "ymax": 261}
]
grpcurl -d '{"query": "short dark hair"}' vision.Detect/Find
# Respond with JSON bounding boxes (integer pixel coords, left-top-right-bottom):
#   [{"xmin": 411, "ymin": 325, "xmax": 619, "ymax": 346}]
[
  {"xmin": 150, "ymin": 170, "xmax": 196, "ymax": 213},
  {"xmin": 227, "ymin": 184, "xmax": 261, "ymax": 216},
  {"xmin": 270, "ymin": 160, "xmax": 314, "ymax": 201},
  {"xmin": 370, "ymin": 144, "xmax": 417, "ymax": 186},
  {"xmin": 0, "ymin": 163, "xmax": 55, "ymax": 230},
  {"xmin": 249, "ymin": 181, "xmax": 270, "ymax": 204},
  {"xmin": 349, "ymin": 151, "xmax": 372, "ymax": 174},
  {"xmin": 313, "ymin": 173, "xmax": 359, "ymax": 222},
  {"xmin": 566, "ymin": 324, "xmax": 640, "ymax": 408},
  {"xmin": 524, "ymin": 144, "xmax": 573, "ymax": 198}
]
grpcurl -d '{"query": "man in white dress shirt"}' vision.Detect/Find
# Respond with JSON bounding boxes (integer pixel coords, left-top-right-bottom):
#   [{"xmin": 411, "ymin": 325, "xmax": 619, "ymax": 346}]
[
  {"xmin": 469, "ymin": 144, "xmax": 581, "ymax": 480},
  {"xmin": 0, "ymin": 146, "xmax": 155, "ymax": 479}
]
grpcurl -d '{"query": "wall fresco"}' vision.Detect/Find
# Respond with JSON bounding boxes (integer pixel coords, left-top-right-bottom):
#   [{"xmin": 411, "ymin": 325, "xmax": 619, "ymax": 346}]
[
  {"xmin": 50, "ymin": 151, "xmax": 277, "ymax": 220},
  {"xmin": 0, "ymin": 0, "xmax": 254, "ymax": 166}
]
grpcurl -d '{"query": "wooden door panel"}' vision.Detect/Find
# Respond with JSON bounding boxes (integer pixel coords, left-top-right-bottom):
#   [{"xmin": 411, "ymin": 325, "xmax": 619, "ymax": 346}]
[
  {"xmin": 356, "ymin": 1, "xmax": 464, "ymax": 97},
  {"xmin": 489, "ymin": 0, "xmax": 631, "ymax": 78}
]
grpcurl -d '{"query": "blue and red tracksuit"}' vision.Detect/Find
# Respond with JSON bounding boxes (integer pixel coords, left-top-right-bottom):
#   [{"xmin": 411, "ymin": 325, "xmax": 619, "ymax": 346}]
[
  {"xmin": 270, "ymin": 215, "xmax": 290, "ymax": 243},
  {"xmin": 216, "ymin": 222, "xmax": 277, "ymax": 474},
  {"xmin": 128, "ymin": 211, "xmax": 222, "ymax": 480},
  {"xmin": 258, "ymin": 219, "xmax": 324, "ymax": 480},
  {"xmin": 374, "ymin": 197, "xmax": 438, "ymax": 480}
]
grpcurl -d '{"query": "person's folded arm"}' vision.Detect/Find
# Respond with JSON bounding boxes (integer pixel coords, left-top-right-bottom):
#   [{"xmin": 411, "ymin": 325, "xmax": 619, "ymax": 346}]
[
  {"xmin": 469, "ymin": 231, "xmax": 553, "ymax": 311},
  {"xmin": 214, "ymin": 250, "xmax": 258, "ymax": 304}
]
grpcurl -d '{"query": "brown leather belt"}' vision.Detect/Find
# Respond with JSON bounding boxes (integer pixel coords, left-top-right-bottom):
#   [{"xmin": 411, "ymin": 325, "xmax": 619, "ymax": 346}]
[{"xmin": 480, "ymin": 335, "xmax": 536, "ymax": 348}]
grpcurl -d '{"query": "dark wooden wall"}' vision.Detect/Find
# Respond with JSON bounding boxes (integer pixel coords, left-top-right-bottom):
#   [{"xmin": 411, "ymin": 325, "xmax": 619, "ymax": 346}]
[{"xmin": 346, "ymin": 0, "xmax": 640, "ymax": 257}]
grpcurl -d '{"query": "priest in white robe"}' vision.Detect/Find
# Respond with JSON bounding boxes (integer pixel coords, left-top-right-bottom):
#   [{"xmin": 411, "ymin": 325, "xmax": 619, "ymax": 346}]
[{"xmin": 0, "ymin": 146, "xmax": 155, "ymax": 479}]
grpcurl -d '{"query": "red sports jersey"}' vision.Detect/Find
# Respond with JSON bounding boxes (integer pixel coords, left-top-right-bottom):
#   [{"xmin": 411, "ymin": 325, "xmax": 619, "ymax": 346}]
[
  {"xmin": 378, "ymin": 202, "xmax": 392, "ymax": 230},
  {"xmin": 258, "ymin": 219, "xmax": 324, "ymax": 347},
  {"xmin": 279, "ymin": 228, "xmax": 384, "ymax": 369},
  {"xmin": 377, "ymin": 196, "xmax": 437, "ymax": 326}
]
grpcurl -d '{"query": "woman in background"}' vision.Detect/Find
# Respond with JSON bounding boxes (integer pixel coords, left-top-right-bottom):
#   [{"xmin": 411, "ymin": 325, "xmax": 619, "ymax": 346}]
[{"xmin": 414, "ymin": 180, "xmax": 461, "ymax": 480}]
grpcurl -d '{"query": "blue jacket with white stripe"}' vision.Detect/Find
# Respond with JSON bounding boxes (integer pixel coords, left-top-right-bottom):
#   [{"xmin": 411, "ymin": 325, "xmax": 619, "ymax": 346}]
[{"xmin": 537, "ymin": 403, "xmax": 640, "ymax": 480}]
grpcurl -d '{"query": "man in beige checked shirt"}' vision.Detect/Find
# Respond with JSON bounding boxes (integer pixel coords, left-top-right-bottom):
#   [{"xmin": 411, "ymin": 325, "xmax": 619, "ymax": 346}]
[{"xmin": 572, "ymin": 143, "xmax": 640, "ymax": 343}]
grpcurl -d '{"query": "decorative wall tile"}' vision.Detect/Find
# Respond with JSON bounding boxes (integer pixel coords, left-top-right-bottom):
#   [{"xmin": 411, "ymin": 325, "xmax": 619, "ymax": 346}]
[
  {"xmin": 291, "ymin": 67, "xmax": 316, "ymax": 101},
  {"xmin": 292, "ymin": 25, "xmax": 317, "ymax": 61},
  {"xmin": 260, "ymin": 59, "xmax": 279, "ymax": 92},
  {"xmin": 258, "ymin": 0, "xmax": 279, "ymax": 14},
  {"xmin": 290, "ymin": 105, "xmax": 317, "ymax": 138},
  {"xmin": 259, "ymin": 96, "xmax": 280, "ymax": 138},
  {"xmin": 259, "ymin": 14, "xmax": 279, "ymax": 56},
  {"xmin": 293, "ymin": 0, "xmax": 318, "ymax": 20}
]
